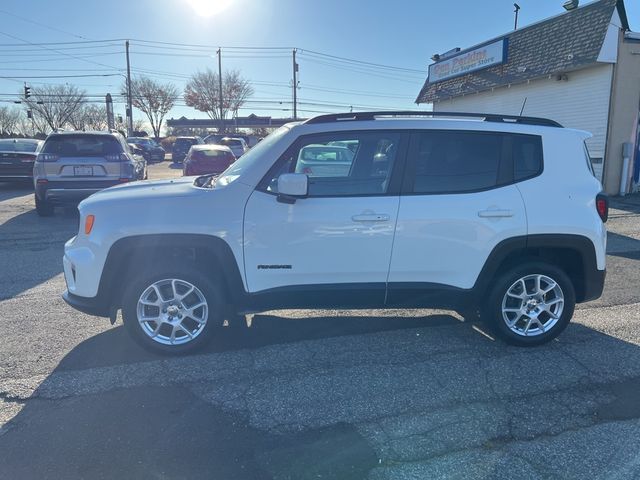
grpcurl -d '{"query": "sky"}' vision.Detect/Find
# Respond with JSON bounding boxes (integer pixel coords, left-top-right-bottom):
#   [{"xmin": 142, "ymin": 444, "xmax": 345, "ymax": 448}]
[{"xmin": 0, "ymin": 0, "xmax": 638, "ymax": 128}]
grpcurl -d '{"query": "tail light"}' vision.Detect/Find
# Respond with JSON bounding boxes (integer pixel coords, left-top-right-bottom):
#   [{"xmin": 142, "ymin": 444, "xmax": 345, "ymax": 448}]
[
  {"xmin": 18, "ymin": 154, "xmax": 35, "ymax": 163},
  {"xmin": 596, "ymin": 193, "xmax": 608, "ymax": 223},
  {"xmin": 104, "ymin": 153, "xmax": 130, "ymax": 162},
  {"xmin": 37, "ymin": 153, "xmax": 59, "ymax": 162}
]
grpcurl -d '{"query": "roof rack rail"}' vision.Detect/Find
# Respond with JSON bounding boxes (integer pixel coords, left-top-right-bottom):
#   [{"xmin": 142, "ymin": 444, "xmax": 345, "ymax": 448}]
[{"xmin": 304, "ymin": 111, "xmax": 563, "ymax": 128}]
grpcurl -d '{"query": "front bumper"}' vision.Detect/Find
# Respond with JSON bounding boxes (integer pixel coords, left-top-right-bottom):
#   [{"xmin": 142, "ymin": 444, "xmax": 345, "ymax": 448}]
[{"xmin": 62, "ymin": 290, "xmax": 110, "ymax": 317}]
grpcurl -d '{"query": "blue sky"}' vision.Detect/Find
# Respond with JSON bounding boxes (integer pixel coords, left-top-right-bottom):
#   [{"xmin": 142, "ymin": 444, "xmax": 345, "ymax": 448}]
[{"xmin": 0, "ymin": 0, "xmax": 638, "ymax": 125}]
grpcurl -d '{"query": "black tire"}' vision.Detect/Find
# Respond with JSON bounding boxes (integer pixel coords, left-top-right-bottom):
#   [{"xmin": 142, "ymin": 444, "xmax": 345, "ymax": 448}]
[
  {"xmin": 35, "ymin": 195, "xmax": 54, "ymax": 217},
  {"xmin": 121, "ymin": 262, "xmax": 224, "ymax": 355},
  {"xmin": 483, "ymin": 261, "xmax": 576, "ymax": 347}
]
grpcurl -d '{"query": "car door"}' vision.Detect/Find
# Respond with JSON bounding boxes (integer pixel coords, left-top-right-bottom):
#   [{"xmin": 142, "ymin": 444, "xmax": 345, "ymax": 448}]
[
  {"xmin": 387, "ymin": 129, "xmax": 530, "ymax": 304},
  {"xmin": 243, "ymin": 130, "xmax": 408, "ymax": 306}
]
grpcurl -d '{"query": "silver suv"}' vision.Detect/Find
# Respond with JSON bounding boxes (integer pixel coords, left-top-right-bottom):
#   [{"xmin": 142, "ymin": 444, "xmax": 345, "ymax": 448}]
[{"xmin": 33, "ymin": 131, "xmax": 143, "ymax": 216}]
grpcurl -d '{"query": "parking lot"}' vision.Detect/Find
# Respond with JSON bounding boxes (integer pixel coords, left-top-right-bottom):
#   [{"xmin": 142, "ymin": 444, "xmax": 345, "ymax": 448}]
[{"xmin": 1, "ymin": 161, "xmax": 640, "ymax": 479}]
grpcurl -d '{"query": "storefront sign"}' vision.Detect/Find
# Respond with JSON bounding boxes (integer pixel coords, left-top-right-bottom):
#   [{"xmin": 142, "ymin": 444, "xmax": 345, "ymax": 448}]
[{"xmin": 428, "ymin": 38, "xmax": 508, "ymax": 84}]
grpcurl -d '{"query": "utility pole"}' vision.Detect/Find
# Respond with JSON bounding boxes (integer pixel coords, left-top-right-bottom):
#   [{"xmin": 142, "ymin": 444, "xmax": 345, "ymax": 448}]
[
  {"xmin": 217, "ymin": 48, "xmax": 224, "ymax": 133},
  {"xmin": 513, "ymin": 3, "xmax": 520, "ymax": 30},
  {"xmin": 292, "ymin": 48, "xmax": 298, "ymax": 120},
  {"xmin": 106, "ymin": 94, "xmax": 115, "ymax": 130},
  {"xmin": 125, "ymin": 40, "xmax": 133, "ymax": 136}
]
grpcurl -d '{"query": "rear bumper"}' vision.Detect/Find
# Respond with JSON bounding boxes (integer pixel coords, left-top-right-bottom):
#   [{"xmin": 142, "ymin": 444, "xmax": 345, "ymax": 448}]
[
  {"xmin": 36, "ymin": 179, "xmax": 127, "ymax": 203},
  {"xmin": 0, "ymin": 174, "xmax": 32, "ymax": 181},
  {"xmin": 0, "ymin": 166, "xmax": 33, "ymax": 179},
  {"xmin": 63, "ymin": 290, "xmax": 110, "ymax": 317}
]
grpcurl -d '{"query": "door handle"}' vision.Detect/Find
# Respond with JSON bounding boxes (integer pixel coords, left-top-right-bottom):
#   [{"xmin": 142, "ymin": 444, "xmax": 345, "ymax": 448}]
[
  {"xmin": 352, "ymin": 214, "xmax": 390, "ymax": 222},
  {"xmin": 478, "ymin": 209, "xmax": 514, "ymax": 218}
]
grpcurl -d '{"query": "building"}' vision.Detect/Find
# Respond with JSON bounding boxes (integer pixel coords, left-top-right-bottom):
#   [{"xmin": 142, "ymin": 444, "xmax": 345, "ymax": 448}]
[
  {"xmin": 166, "ymin": 114, "xmax": 296, "ymax": 131},
  {"xmin": 416, "ymin": 0, "xmax": 639, "ymax": 195}
]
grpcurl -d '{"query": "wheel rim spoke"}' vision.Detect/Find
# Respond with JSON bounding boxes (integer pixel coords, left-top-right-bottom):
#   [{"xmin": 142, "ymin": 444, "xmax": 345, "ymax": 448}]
[
  {"xmin": 136, "ymin": 278, "xmax": 209, "ymax": 346},
  {"xmin": 501, "ymin": 274, "xmax": 564, "ymax": 338}
]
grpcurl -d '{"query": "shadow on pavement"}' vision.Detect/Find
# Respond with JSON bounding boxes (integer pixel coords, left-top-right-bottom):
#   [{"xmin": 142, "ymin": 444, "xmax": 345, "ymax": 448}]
[
  {"xmin": 55, "ymin": 312, "xmax": 462, "ymax": 372},
  {"xmin": 4, "ymin": 312, "xmax": 640, "ymax": 478},
  {"xmin": 607, "ymin": 231, "xmax": 640, "ymax": 260},
  {"xmin": 0, "ymin": 181, "xmax": 32, "ymax": 201},
  {"xmin": 0, "ymin": 203, "xmax": 77, "ymax": 300},
  {"xmin": 0, "ymin": 312, "xmax": 463, "ymax": 479}
]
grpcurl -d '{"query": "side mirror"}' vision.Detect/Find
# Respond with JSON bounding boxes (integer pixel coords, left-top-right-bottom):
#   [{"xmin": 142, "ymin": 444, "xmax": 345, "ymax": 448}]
[{"xmin": 277, "ymin": 173, "xmax": 308, "ymax": 204}]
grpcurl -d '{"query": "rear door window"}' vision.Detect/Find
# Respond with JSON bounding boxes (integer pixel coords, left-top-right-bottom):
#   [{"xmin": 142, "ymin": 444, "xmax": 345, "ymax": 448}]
[
  {"xmin": 42, "ymin": 135, "xmax": 122, "ymax": 156},
  {"xmin": 409, "ymin": 131, "xmax": 503, "ymax": 194}
]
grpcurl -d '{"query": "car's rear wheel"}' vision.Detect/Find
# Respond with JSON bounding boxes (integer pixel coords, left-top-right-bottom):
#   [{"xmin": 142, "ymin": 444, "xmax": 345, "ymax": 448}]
[
  {"xmin": 122, "ymin": 263, "xmax": 223, "ymax": 354},
  {"xmin": 35, "ymin": 195, "xmax": 54, "ymax": 217},
  {"xmin": 484, "ymin": 262, "xmax": 575, "ymax": 346}
]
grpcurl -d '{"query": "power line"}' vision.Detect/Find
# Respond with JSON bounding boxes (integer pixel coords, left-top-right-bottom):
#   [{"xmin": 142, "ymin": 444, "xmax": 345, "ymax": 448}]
[
  {"xmin": 0, "ymin": 9, "xmax": 91, "ymax": 40},
  {"xmin": 299, "ymin": 49, "xmax": 425, "ymax": 74},
  {"xmin": 0, "ymin": 31, "xmax": 123, "ymax": 71}
]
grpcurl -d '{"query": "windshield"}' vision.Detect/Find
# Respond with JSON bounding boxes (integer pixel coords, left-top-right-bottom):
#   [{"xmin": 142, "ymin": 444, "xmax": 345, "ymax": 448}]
[{"xmin": 216, "ymin": 126, "xmax": 289, "ymax": 186}]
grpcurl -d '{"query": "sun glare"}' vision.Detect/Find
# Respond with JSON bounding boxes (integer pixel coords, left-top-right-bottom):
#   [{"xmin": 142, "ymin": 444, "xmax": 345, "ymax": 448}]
[{"xmin": 185, "ymin": 0, "xmax": 233, "ymax": 18}]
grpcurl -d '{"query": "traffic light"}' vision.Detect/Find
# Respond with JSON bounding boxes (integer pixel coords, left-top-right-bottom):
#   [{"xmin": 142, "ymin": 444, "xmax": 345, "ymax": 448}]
[
  {"xmin": 26, "ymin": 110, "xmax": 32, "ymax": 119},
  {"xmin": 24, "ymin": 85, "xmax": 31, "ymax": 99}
]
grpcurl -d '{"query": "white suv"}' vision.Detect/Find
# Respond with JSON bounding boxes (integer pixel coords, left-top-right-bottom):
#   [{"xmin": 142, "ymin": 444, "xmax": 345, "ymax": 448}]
[{"xmin": 62, "ymin": 112, "xmax": 608, "ymax": 354}]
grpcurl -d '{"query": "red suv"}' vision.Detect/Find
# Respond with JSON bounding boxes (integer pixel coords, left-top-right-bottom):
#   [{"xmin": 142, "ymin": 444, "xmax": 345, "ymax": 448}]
[{"xmin": 183, "ymin": 144, "xmax": 236, "ymax": 176}]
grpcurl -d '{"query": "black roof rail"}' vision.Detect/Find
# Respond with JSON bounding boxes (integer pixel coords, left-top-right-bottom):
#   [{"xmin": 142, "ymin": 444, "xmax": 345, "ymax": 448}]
[{"xmin": 304, "ymin": 111, "xmax": 563, "ymax": 128}]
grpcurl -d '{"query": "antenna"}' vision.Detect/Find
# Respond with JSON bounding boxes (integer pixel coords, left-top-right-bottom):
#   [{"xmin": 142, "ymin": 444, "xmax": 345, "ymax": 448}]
[{"xmin": 519, "ymin": 97, "xmax": 528, "ymax": 116}]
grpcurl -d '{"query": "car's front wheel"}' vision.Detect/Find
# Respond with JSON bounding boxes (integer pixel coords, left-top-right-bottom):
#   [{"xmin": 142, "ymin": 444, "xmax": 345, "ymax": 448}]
[
  {"xmin": 122, "ymin": 264, "xmax": 223, "ymax": 354},
  {"xmin": 484, "ymin": 262, "xmax": 575, "ymax": 346}
]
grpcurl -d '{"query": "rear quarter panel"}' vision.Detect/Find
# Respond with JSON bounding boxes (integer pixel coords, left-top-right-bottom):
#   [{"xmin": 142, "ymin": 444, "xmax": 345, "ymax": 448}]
[{"xmin": 516, "ymin": 129, "xmax": 606, "ymax": 269}]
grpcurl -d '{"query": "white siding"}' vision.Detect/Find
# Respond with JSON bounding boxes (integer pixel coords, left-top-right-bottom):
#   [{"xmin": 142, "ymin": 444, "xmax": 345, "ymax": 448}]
[{"xmin": 433, "ymin": 65, "xmax": 613, "ymax": 179}]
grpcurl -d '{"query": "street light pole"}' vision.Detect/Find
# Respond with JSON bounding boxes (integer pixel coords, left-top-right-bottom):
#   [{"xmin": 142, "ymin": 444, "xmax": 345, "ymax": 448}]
[
  {"xmin": 125, "ymin": 40, "xmax": 133, "ymax": 136},
  {"xmin": 217, "ymin": 48, "xmax": 224, "ymax": 133},
  {"xmin": 292, "ymin": 48, "xmax": 298, "ymax": 120}
]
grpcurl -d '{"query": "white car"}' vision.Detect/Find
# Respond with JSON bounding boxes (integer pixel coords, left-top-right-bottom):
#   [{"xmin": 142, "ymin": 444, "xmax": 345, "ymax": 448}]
[
  {"xmin": 62, "ymin": 111, "xmax": 607, "ymax": 354},
  {"xmin": 218, "ymin": 137, "xmax": 248, "ymax": 158}
]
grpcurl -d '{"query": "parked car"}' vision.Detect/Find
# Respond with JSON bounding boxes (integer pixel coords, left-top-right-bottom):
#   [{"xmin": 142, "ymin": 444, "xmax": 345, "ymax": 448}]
[
  {"xmin": 127, "ymin": 143, "xmax": 149, "ymax": 180},
  {"xmin": 0, "ymin": 138, "xmax": 43, "ymax": 183},
  {"xmin": 171, "ymin": 136, "xmax": 203, "ymax": 163},
  {"xmin": 33, "ymin": 131, "xmax": 142, "ymax": 216},
  {"xmin": 127, "ymin": 137, "xmax": 165, "ymax": 163},
  {"xmin": 62, "ymin": 111, "xmax": 607, "ymax": 354},
  {"xmin": 204, "ymin": 134, "xmax": 225, "ymax": 145},
  {"xmin": 218, "ymin": 137, "xmax": 248, "ymax": 158},
  {"xmin": 183, "ymin": 144, "xmax": 235, "ymax": 176},
  {"xmin": 295, "ymin": 144, "xmax": 354, "ymax": 177}
]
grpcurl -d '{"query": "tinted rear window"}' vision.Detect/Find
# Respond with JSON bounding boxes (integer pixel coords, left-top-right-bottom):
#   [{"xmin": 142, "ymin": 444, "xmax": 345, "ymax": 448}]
[
  {"xmin": 175, "ymin": 138, "xmax": 197, "ymax": 148},
  {"xmin": 411, "ymin": 131, "xmax": 501, "ymax": 194},
  {"xmin": 194, "ymin": 149, "xmax": 232, "ymax": 158},
  {"xmin": 0, "ymin": 140, "xmax": 39, "ymax": 152},
  {"xmin": 42, "ymin": 135, "xmax": 122, "ymax": 156},
  {"xmin": 220, "ymin": 139, "xmax": 242, "ymax": 147},
  {"xmin": 513, "ymin": 135, "xmax": 543, "ymax": 181}
]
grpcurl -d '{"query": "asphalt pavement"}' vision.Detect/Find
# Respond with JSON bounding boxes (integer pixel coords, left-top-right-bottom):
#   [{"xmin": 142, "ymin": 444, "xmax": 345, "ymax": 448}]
[{"xmin": 1, "ymin": 162, "xmax": 640, "ymax": 479}]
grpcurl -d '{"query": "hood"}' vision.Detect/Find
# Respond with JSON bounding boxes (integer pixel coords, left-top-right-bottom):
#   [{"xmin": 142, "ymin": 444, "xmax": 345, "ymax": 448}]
[{"xmin": 80, "ymin": 177, "xmax": 197, "ymax": 207}]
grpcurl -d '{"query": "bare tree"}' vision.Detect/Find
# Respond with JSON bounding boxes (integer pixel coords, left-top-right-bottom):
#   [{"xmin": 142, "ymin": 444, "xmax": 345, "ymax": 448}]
[
  {"xmin": 132, "ymin": 118, "xmax": 148, "ymax": 135},
  {"xmin": 184, "ymin": 69, "xmax": 254, "ymax": 130},
  {"xmin": 122, "ymin": 76, "xmax": 177, "ymax": 139},
  {"xmin": 69, "ymin": 105, "xmax": 108, "ymax": 131},
  {"xmin": 0, "ymin": 106, "xmax": 21, "ymax": 136},
  {"xmin": 24, "ymin": 84, "xmax": 86, "ymax": 131}
]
